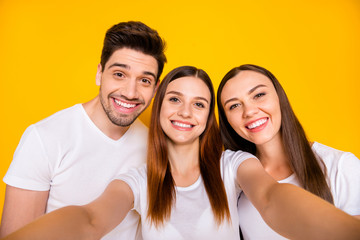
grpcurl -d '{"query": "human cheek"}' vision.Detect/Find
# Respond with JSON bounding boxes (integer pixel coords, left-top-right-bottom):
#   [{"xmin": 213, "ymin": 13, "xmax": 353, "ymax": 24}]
[
  {"xmin": 227, "ymin": 112, "xmax": 242, "ymax": 128},
  {"xmin": 199, "ymin": 114, "xmax": 208, "ymax": 131},
  {"xmin": 103, "ymin": 79, "xmax": 124, "ymax": 94},
  {"xmin": 141, "ymin": 88, "xmax": 156, "ymax": 103},
  {"xmin": 265, "ymin": 95, "xmax": 280, "ymax": 111},
  {"xmin": 227, "ymin": 115, "xmax": 247, "ymax": 137},
  {"xmin": 159, "ymin": 108, "xmax": 168, "ymax": 132}
]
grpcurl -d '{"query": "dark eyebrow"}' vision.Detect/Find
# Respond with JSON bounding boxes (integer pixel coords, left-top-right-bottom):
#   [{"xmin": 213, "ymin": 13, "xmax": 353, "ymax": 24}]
[
  {"xmin": 143, "ymin": 71, "xmax": 157, "ymax": 80},
  {"xmin": 194, "ymin": 96, "xmax": 209, "ymax": 104},
  {"xmin": 108, "ymin": 63, "xmax": 129, "ymax": 69},
  {"xmin": 166, "ymin": 91, "xmax": 209, "ymax": 104},
  {"xmin": 223, "ymin": 97, "xmax": 237, "ymax": 107},
  {"xmin": 248, "ymin": 84, "xmax": 267, "ymax": 94},
  {"xmin": 223, "ymin": 84, "xmax": 267, "ymax": 107},
  {"xmin": 108, "ymin": 63, "xmax": 157, "ymax": 80}
]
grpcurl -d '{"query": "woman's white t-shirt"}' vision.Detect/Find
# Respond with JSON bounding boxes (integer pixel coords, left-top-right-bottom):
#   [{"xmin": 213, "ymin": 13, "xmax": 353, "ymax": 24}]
[
  {"xmin": 118, "ymin": 150, "xmax": 255, "ymax": 240},
  {"xmin": 238, "ymin": 142, "xmax": 360, "ymax": 240}
]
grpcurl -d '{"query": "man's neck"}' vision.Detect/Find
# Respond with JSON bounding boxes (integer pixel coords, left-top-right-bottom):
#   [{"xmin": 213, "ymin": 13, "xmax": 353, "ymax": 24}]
[{"xmin": 82, "ymin": 96, "xmax": 130, "ymax": 140}]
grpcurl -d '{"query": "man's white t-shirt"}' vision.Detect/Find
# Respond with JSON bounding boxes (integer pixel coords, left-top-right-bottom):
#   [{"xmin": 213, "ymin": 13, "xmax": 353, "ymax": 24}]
[
  {"xmin": 238, "ymin": 142, "xmax": 360, "ymax": 240},
  {"xmin": 4, "ymin": 104, "xmax": 148, "ymax": 240},
  {"xmin": 118, "ymin": 150, "xmax": 255, "ymax": 240}
]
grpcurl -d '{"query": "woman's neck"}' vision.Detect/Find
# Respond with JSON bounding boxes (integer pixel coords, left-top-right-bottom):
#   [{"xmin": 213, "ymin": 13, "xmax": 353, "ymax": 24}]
[
  {"xmin": 167, "ymin": 139, "xmax": 201, "ymax": 187},
  {"xmin": 256, "ymin": 134, "xmax": 293, "ymax": 181}
]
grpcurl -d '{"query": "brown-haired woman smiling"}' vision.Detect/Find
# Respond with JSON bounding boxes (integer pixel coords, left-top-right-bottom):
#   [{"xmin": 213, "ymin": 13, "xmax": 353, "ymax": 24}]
[{"xmin": 217, "ymin": 64, "xmax": 360, "ymax": 239}]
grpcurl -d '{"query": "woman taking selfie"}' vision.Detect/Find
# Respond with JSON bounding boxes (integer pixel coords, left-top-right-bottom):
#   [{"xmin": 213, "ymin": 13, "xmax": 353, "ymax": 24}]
[
  {"xmin": 2, "ymin": 66, "xmax": 360, "ymax": 240},
  {"xmin": 217, "ymin": 64, "xmax": 360, "ymax": 239}
]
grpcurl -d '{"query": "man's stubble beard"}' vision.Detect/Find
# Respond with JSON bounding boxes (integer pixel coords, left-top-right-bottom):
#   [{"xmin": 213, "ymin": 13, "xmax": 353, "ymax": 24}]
[{"xmin": 99, "ymin": 90, "xmax": 148, "ymax": 127}]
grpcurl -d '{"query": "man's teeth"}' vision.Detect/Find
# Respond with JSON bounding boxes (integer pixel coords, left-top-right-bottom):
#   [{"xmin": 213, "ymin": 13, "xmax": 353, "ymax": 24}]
[
  {"xmin": 247, "ymin": 118, "xmax": 267, "ymax": 129},
  {"xmin": 114, "ymin": 99, "xmax": 136, "ymax": 108},
  {"xmin": 172, "ymin": 121, "xmax": 192, "ymax": 128}
]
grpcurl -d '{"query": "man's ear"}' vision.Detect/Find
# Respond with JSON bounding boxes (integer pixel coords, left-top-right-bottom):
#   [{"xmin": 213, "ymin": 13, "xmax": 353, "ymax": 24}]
[
  {"xmin": 95, "ymin": 64, "xmax": 102, "ymax": 86},
  {"xmin": 153, "ymin": 81, "xmax": 160, "ymax": 95}
]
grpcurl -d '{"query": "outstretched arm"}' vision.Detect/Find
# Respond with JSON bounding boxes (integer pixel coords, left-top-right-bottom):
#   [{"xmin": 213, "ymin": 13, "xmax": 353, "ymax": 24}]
[
  {"xmin": 0, "ymin": 186, "xmax": 49, "ymax": 237},
  {"xmin": 237, "ymin": 158, "xmax": 360, "ymax": 240},
  {"xmin": 1, "ymin": 180, "xmax": 134, "ymax": 240}
]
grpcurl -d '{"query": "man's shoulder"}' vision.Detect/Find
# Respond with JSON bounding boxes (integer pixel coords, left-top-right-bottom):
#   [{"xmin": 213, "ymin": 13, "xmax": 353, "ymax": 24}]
[
  {"xmin": 25, "ymin": 104, "xmax": 84, "ymax": 140},
  {"xmin": 33, "ymin": 104, "xmax": 83, "ymax": 129}
]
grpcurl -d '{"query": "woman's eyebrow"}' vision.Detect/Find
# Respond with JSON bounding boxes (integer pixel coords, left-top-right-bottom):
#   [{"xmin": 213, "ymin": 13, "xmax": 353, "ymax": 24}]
[
  {"xmin": 194, "ymin": 96, "xmax": 209, "ymax": 104},
  {"xmin": 223, "ymin": 84, "xmax": 267, "ymax": 107},
  {"xmin": 166, "ymin": 91, "xmax": 209, "ymax": 103},
  {"xmin": 166, "ymin": 90, "xmax": 183, "ymax": 96},
  {"xmin": 248, "ymin": 84, "xmax": 267, "ymax": 94}
]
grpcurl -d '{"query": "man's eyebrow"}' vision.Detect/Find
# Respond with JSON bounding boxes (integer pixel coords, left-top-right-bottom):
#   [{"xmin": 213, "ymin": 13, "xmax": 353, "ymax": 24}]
[
  {"xmin": 108, "ymin": 63, "xmax": 156, "ymax": 79},
  {"xmin": 223, "ymin": 84, "xmax": 267, "ymax": 107},
  {"xmin": 108, "ymin": 63, "xmax": 129, "ymax": 69},
  {"xmin": 166, "ymin": 91, "xmax": 209, "ymax": 103},
  {"xmin": 143, "ymin": 71, "xmax": 157, "ymax": 80}
]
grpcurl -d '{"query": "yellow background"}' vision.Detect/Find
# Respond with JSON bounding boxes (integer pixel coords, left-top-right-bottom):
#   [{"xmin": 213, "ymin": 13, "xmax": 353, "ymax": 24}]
[{"xmin": 0, "ymin": 0, "xmax": 359, "ymax": 220}]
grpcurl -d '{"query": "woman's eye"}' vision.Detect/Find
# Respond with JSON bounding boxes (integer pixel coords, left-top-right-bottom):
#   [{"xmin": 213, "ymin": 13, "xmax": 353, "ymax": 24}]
[
  {"xmin": 195, "ymin": 102, "xmax": 205, "ymax": 108},
  {"xmin": 169, "ymin": 97, "xmax": 179, "ymax": 102},
  {"xmin": 254, "ymin": 92, "xmax": 265, "ymax": 99},
  {"xmin": 229, "ymin": 103, "xmax": 240, "ymax": 110}
]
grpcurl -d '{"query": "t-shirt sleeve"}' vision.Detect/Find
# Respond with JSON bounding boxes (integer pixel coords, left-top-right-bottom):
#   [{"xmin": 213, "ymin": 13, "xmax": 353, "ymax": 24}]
[
  {"xmin": 3, "ymin": 125, "xmax": 52, "ymax": 191},
  {"xmin": 222, "ymin": 149, "xmax": 258, "ymax": 191},
  {"xmin": 224, "ymin": 149, "xmax": 258, "ymax": 175},
  {"xmin": 335, "ymin": 152, "xmax": 360, "ymax": 215},
  {"xmin": 116, "ymin": 166, "xmax": 146, "ymax": 213}
]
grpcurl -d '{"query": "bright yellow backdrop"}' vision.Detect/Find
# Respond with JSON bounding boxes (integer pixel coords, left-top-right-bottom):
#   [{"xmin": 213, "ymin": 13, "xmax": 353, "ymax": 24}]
[{"xmin": 1, "ymin": 0, "xmax": 359, "ymax": 220}]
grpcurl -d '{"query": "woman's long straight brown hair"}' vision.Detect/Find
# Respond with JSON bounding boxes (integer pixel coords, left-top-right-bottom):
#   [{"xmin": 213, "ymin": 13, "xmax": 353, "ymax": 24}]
[
  {"xmin": 217, "ymin": 64, "xmax": 333, "ymax": 204},
  {"xmin": 147, "ymin": 66, "xmax": 230, "ymax": 227}
]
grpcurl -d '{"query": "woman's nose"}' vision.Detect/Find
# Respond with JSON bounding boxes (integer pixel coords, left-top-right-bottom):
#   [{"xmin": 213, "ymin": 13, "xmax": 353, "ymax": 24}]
[
  {"xmin": 242, "ymin": 102, "xmax": 259, "ymax": 118},
  {"xmin": 177, "ymin": 103, "xmax": 192, "ymax": 118}
]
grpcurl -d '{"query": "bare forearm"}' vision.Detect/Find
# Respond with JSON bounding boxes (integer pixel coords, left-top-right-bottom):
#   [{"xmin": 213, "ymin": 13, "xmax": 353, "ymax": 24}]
[
  {"xmin": 237, "ymin": 159, "xmax": 360, "ymax": 239},
  {"xmin": 0, "ymin": 186, "xmax": 49, "ymax": 238},
  {"xmin": 1, "ymin": 180, "xmax": 134, "ymax": 240},
  {"xmin": 1, "ymin": 206, "xmax": 101, "ymax": 240},
  {"xmin": 0, "ymin": 206, "xmax": 47, "ymax": 238},
  {"xmin": 261, "ymin": 183, "xmax": 360, "ymax": 240}
]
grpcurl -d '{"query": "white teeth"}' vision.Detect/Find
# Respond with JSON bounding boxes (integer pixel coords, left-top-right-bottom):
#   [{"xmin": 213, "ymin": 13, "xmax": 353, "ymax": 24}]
[
  {"xmin": 114, "ymin": 99, "xmax": 136, "ymax": 108},
  {"xmin": 247, "ymin": 118, "xmax": 267, "ymax": 129},
  {"xmin": 172, "ymin": 121, "xmax": 192, "ymax": 128}
]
